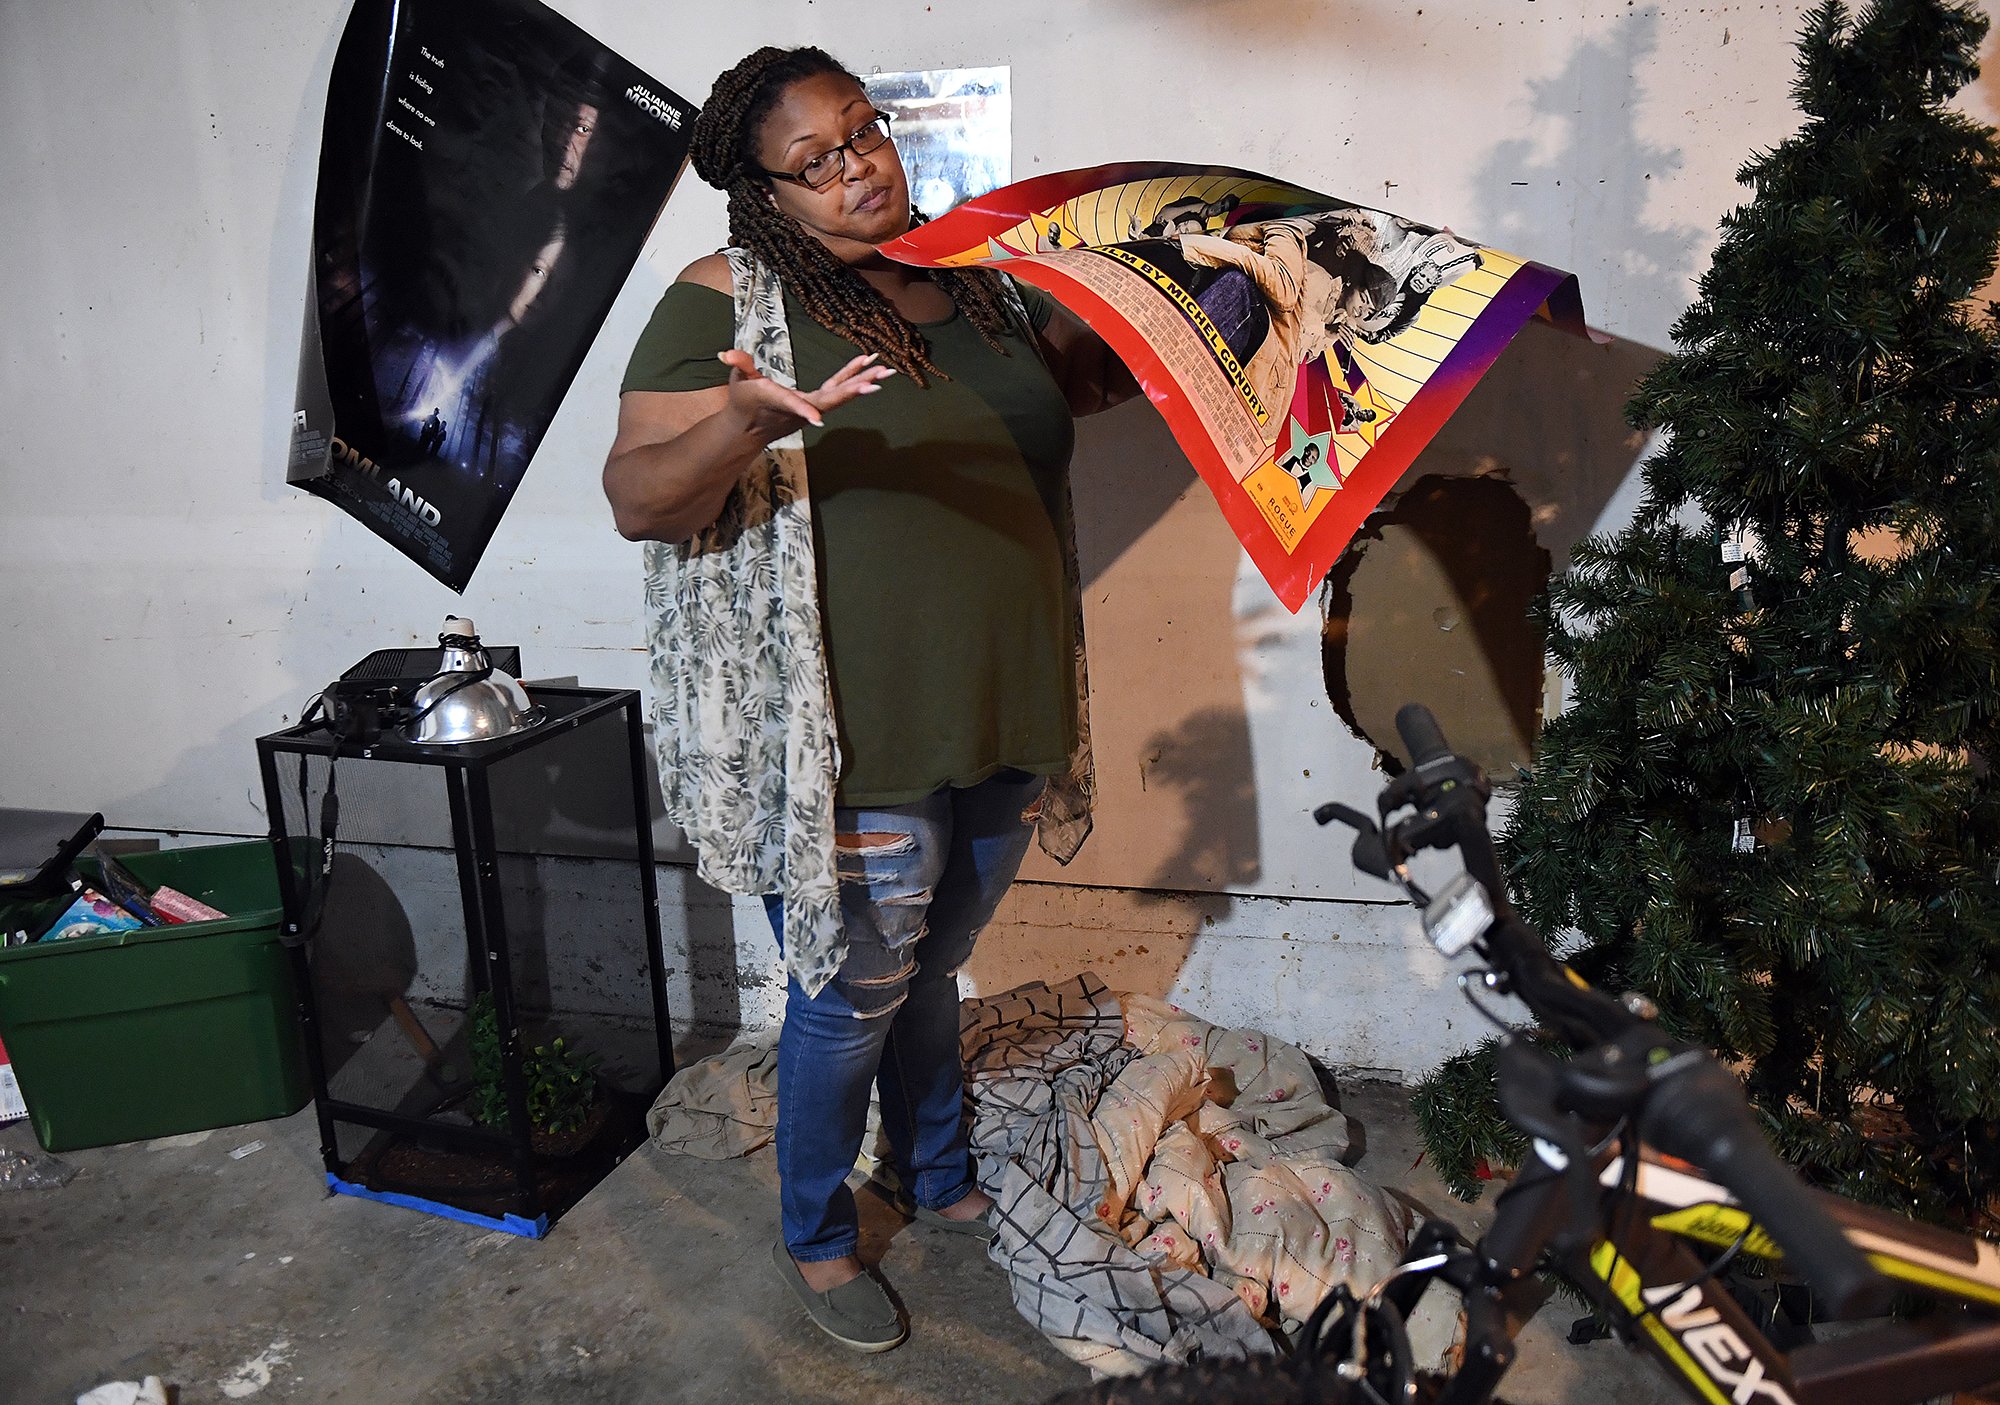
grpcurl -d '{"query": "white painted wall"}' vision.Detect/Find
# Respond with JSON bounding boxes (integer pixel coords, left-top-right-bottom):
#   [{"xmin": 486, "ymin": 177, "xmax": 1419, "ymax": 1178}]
[{"xmin": 10, "ymin": 0, "xmax": 1983, "ymax": 1076}]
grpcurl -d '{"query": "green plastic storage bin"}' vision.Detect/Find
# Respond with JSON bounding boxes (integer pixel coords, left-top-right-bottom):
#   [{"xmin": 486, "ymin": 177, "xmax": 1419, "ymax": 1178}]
[{"xmin": 0, "ymin": 840, "xmax": 310, "ymax": 1151}]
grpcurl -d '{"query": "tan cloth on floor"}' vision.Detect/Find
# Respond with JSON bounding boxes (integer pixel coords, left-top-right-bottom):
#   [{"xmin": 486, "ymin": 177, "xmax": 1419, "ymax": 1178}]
[
  {"xmin": 964, "ymin": 976, "xmax": 1273, "ymax": 1374},
  {"xmin": 644, "ymin": 1035, "xmax": 778, "ymax": 1160}
]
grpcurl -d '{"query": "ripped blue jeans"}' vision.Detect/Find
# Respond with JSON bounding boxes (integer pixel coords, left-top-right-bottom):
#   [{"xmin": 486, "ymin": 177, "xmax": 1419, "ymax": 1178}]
[{"xmin": 765, "ymin": 768, "xmax": 1046, "ymax": 1263}]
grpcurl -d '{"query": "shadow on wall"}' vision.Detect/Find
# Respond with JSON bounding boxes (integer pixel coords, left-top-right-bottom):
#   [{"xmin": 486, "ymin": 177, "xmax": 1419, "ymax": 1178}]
[
  {"xmin": 1442, "ymin": 322, "xmax": 1665, "ymax": 575},
  {"xmin": 1133, "ymin": 707, "xmax": 1263, "ymax": 893},
  {"xmin": 1473, "ymin": 6, "xmax": 1700, "ymax": 344},
  {"xmin": 1018, "ymin": 398, "xmax": 1262, "ymax": 894},
  {"xmin": 307, "ymin": 852, "xmax": 421, "ymax": 1084},
  {"xmin": 1322, "ymin": 8, "xmax": 1699, "ymax": 771},
  {"xmin": 1325, "ymin": 476, "xmax": 1550, "ymax": 777},
  {"xmin": 1324, "ymin": 321, "xmax": 1666, "ymax": 775},
  {"xmin": 1070, "ymin": 393, "xmax": 1213, "ymax": 591}
]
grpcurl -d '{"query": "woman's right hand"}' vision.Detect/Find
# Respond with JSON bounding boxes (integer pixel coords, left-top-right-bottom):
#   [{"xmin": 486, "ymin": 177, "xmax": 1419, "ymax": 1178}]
[
  {"xmin": 720, "ymin": 348, "xmax": 895, "ymax": 443},
  {"xmin": 605, "ymin": 337, "xmax": 895, "ymax": 543}
]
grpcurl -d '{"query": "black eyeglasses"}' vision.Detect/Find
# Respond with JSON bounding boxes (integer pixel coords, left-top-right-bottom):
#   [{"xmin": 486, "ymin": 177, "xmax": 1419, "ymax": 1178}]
[{"xmin": 758, "ymin": 112, "xmax": 894, "ymax": 191}]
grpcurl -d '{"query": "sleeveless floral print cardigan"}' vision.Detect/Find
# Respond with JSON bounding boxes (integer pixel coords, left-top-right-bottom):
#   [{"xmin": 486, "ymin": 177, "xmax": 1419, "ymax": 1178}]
[{"xmin": 642, "ymin": 248, "xmax": 1095, "ymax": 998}]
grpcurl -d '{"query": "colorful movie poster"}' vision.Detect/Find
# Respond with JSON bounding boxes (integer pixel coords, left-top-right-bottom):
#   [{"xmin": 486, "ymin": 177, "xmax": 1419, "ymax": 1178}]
[
  {"xmin": 290, "ymin": 0, "xmax": 694, "ymax": 591},
  {"xmin": 882, "ymin": 164, "xmax": 1591, "ymax": 612}
]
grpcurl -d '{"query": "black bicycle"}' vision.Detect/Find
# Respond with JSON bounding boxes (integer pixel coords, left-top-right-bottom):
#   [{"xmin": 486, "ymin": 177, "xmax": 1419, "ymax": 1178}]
[{"xmin": 1051, "ymin": 704, "xmax": 2000, "ymax": 1405}]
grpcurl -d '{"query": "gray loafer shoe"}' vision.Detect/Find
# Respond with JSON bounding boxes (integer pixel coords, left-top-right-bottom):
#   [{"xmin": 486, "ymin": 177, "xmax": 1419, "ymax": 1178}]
[
  {"xmin": 912, "ymin": 1201, "xmax": 998, "ymax": 1244},
  {"xmin": 770, "ymin": 1241, "xmax": 907, "ymax": 1353}
]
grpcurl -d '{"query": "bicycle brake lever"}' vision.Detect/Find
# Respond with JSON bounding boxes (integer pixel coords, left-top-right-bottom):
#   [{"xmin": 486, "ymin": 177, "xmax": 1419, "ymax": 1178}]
[
  {"xmin": 1395, "ymin": 809, "xmax": 1454, "ymax": 854},
  {"xmin": 1378, "ymin": 772, "xmax": 1421, "ymax": 819},
  {"xmin": 1316, "ymin": 802, "xmax": 1394, "ymax": 880},
  {"xmin": 1314, "ymin": 801, "xmax": 1372, "ymax": 832}
]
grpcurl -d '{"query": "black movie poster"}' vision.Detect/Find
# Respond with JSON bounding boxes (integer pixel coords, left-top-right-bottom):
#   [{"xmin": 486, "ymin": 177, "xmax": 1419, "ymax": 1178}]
[{"xmin": 290, "ymin": 0, "xmax": 694, "ymax": 590}]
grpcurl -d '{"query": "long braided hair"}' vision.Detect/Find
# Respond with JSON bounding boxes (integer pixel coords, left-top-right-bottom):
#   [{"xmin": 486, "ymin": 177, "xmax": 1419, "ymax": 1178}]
[{"xmin": 689, "ymin": 46, "xmax": 1019, "ymax": 385}]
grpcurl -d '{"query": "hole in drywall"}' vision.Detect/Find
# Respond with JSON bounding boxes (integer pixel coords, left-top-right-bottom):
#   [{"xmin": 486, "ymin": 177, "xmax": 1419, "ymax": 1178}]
[{"xmin": 1322, "ymin": 474, "xmax": 1551, "ymax": 777}]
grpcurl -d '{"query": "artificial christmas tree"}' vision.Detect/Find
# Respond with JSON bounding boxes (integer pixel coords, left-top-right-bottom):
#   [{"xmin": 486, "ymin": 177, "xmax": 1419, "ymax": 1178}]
[{"xmin": 1415, "ymin": 0, "xmax": 2000, "ymax": 1227}]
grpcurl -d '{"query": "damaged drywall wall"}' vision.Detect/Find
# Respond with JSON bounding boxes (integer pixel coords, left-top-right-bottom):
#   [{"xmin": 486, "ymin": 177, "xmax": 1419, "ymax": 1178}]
[
  {"xmin": 1321, "ymin": 319, "xmax": 1664, "ymax": 773},
  {"xmin": 1325, "ymin": 474, "xmax": 1550, "ymax": 776}
]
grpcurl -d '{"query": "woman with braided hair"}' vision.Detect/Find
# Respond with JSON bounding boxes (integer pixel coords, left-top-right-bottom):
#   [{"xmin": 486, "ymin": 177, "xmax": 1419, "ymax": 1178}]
[{"xmin": 603, "ymin": 46, "xmax": 1134, "ymax": 1352}]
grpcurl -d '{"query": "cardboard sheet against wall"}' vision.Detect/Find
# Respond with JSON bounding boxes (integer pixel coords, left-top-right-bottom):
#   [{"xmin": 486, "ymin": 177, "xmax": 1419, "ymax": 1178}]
[{"xmin": 288, "ymin": 0, "xmax": 694, "ymax": 590}]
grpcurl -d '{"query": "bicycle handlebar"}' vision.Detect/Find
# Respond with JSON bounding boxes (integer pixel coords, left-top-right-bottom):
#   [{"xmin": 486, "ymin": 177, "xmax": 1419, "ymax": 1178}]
[
  {"xmin": 1640, "ymin": 1053, "xmax": 1892, "ymax": 1318},
  {"xmin": 1395, "ymin": 702, "xmax": 1452, "ymax": 769},
  {"xmin": 1367, "ymin": 704, "xmax": 1890, "ymax": 1319}
]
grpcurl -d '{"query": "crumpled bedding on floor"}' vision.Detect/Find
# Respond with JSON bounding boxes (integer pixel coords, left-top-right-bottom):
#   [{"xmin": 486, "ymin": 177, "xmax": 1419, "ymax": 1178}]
[{"xmin": 647, "ymin": 972, "xmax": 1456, "ymax": 1377}]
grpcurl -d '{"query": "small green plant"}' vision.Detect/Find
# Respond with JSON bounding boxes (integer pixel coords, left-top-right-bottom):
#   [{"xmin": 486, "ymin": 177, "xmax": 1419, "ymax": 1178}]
[{"xmin": 466, "ymin": 991, "xmax": 600, "ymax": 1136}]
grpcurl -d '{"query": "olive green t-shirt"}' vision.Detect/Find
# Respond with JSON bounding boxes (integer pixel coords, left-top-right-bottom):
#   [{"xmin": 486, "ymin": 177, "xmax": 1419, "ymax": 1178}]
[{"xmin": 622, "ymin": 278, "xmax": 1078, "ymax": 808}]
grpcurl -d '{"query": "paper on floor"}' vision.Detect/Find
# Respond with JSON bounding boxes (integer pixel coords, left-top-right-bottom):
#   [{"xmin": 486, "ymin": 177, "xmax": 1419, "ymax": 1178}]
[{"xmin": 76, "ymin": 1378, "xmax": 169, "ymax": 1405}]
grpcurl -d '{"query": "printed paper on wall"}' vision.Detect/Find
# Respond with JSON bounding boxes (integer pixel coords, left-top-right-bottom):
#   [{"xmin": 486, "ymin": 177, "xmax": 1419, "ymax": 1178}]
[
  {"xmin": 882, "ymin": 163, "xmax": 1592, "ymax": 612},
  {"xmin": 289, "ymin": 0, "xmax": 694, "ymax": 591}
]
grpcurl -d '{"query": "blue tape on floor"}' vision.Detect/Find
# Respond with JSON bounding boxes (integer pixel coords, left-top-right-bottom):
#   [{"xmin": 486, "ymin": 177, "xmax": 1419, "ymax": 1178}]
[{"xmin": 326, "ymin": 1174, "xmax": 548, "ymax": 1239}]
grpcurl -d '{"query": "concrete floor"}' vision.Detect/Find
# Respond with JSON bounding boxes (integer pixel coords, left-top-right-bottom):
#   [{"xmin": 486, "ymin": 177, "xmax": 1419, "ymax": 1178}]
[{"xmin": 1, "ymin": 1082, "xmax": 1683, "ymax": 1404}]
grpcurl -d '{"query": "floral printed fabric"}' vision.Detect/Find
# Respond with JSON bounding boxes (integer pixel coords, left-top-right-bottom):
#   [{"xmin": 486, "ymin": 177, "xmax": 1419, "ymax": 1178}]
[
  {"xmin": 642, "ymin": 249, "xmax": 845, "ymax": 997},
  {"xmin": 967, "ymin": 977, "xmax": 1458, "ymax": 1376},
  {"xmin": 1112, "ymin": 995, "xmax": 1447, "ymax": 1346},
  {"xmin": 641, "ymin": 249, "xmax": 1096, "ymax": 998}
]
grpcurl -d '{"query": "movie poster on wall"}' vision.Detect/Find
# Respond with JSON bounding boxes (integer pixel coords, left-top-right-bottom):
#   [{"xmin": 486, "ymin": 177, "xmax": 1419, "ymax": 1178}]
[
  {"xmin": 290, "ymin": 0, "xmax": 694, "ymax": 591},
  {"xmin": 882, "ymin": 164, "xmax": 1593, "ymax": 612}
]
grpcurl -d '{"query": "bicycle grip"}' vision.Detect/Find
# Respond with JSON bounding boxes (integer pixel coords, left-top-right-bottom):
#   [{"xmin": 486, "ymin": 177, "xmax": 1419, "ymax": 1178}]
[
  {"xmin": 1642, "ymin": 1058, "xmax": 1891, "ymax": 1319},
  {"xmin": 1395, "ymin": 704, "xmax": 1451, "ymax": 767}
]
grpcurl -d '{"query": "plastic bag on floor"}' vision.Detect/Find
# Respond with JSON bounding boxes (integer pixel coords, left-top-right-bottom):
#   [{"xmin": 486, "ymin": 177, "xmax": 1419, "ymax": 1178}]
[{"xmin": 0, "ymin": 1144, "xmax": 77, "ymax": 1191}]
